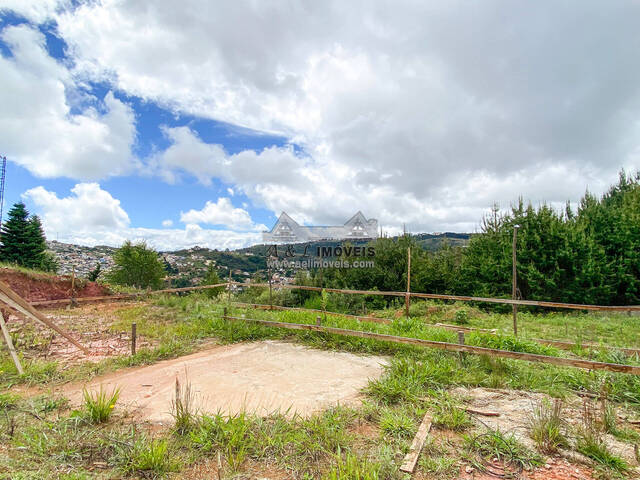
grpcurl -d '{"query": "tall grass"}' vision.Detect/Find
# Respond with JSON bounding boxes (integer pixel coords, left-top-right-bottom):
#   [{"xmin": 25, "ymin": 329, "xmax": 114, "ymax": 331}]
[{"xmin": 82, "ymin": 385, "xmax": 120, "ymax": 423}]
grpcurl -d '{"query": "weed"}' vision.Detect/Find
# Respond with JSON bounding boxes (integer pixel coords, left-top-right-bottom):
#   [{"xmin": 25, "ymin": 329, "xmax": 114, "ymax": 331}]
[
  {"xmin": 323, "ymin": 450, "xmax": 381, "ymax": 480},
  {"xmin": 118, "ymin": 436, "xmax": 179, "ymax": 477},
  {"xmin": 464, "ymin": 428, "xmax": 543, "ymax": 472},
  {"xmin": 574, "ymin": 400, "xmax": 629, "ymax": 474},
  {"xmin": 171, "ymin": 377, "xmax": 197, "ymax": 435},
  {"xmin": 454, "ymin": 308, "xmax": 469, "ymax": 325},
  {"xmin": 528, "ymin": 398, "xmax": 568, "ymax": 453},
  {"xmin": 379, "ymin": 408, "xmax": 414, "ymax": 438},
  {"xmin": 82, "ymin": 385, "xmax": 120, "ymax": 423},
  {"xmin": 429, "ymin": 391, "xmax": 472, "ymax": 431},
  {"xmin": 190, "ymin": 412, "xmax": 250, "ymax": 471},
  {"xmin": 0, "ymin": 392, "xmax": 19, "ymax": 409}
]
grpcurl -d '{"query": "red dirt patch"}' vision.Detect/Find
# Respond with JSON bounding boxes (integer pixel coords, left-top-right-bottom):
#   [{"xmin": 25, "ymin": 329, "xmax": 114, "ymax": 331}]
[
  {"xmin": 0, "ymin": 268, "xmax": 110, "ymax": 303},
  {"xmin": 458, "ymin": 457, "xmax": 597, "ymax": 480}
]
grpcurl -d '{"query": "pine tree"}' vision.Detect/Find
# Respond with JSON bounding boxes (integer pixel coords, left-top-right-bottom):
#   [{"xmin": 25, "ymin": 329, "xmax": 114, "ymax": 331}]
[
  {"xmin": 202, "ymin": 263, "xmax": 224, "ymax": 298},
  {"xmin": 0, "ymin": 202, "xmax": 32, "ymax": 266},
  {"xmin": 24, "ymin": 215, "xmax": 47, "ymax": 269}
]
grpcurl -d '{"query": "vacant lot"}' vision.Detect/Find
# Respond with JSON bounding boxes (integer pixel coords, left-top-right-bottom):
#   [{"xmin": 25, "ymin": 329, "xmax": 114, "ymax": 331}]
[{"xmin": 1, "ymin": 294, "xmax": 640, "ymax": 479}]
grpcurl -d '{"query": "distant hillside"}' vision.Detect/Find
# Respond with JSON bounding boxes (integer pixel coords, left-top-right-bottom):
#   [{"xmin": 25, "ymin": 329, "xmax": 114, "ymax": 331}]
[{"xmin": 48, "ymin": 232, "xmax": 470, "ymax": 286}]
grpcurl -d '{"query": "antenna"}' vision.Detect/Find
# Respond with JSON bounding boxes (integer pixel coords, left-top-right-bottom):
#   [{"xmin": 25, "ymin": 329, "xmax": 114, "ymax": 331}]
[{"xmin": 0, "ymin": 156, "xmax": 6, "ymax": 232}]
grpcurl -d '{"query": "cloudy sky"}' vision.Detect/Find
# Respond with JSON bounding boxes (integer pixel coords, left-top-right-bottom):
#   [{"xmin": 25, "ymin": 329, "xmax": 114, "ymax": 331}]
[{"xmin": 0, "ymin": 1, "xmax": 638, "ymax": 250}]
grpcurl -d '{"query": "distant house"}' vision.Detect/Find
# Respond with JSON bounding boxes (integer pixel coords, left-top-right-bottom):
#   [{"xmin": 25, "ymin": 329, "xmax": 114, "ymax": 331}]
[{"xmin": 263, "ymin": 211, "xmax": 379, "ymax": 243}]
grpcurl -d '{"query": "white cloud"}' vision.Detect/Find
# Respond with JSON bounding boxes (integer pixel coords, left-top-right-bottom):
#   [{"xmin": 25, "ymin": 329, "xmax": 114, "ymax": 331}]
[
  {"xmin": 0, "ymin": 25, "xmax": 137, "ymax": 180},
  {"xmin": 48, "ymin": 0, "xmax": 640, "ymax": 233},
  {"xmin": 0, "ymin": 0, "xmax": 63, "ymax": 23},
  {"xmin": 23, "ymin": 183, "xmax": 262, "ymax": 250},
  {"xmin": 24, "ymin": 183, "xmax": 130, "ymax": 233},
  {"xmin": 2, "ymin": 1, "xmax": 640, "ymax": 238},
  {"xmin": 227, "ymin": 187, "xmax": 234, "ymax": 196},
  {"xmin": 161, "ymin": 219, "xmax": 173, "ymax": 227},
  {"xmin": 180, "ymin": 197, "xmax": 263, "ymax": 231}
]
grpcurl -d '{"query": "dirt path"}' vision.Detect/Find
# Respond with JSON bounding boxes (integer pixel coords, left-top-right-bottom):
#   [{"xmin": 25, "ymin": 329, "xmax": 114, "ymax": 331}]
[{"xmin": 64, "ymin": 340, "xmax": 387, "ymax": 424}]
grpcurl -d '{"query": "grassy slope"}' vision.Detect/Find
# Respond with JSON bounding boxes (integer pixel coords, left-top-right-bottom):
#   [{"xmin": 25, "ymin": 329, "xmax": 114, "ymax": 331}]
[{"xmin": 1, "ymin": 295, "xmax": 639, "ymax": 478}]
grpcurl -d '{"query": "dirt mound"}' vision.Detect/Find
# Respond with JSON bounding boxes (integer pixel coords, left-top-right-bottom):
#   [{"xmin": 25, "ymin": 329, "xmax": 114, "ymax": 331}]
[{"xmin": 0, "ymin": 268, "xmax": 110, "ymax": 302}]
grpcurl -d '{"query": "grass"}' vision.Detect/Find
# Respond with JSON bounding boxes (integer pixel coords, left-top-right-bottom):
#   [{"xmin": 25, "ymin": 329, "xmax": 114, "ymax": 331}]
[
  {"xmin": 171, "ymin": 377, "xmax": 198, "ymax": 435},
  {"xmin": 574, "ymin": 400, "xmax": 630, "ymax": 475},
  {"xmin": 3, "ymin": 294, "xmax": 640, "ymax": 478},
  {"xmin": 116, "ymin": 436, "xmax": 180, "ymax": 477},
  {"xmin": 81, "ymin": 385, "xmax": 120, "ymax": 423},
  {"xmin": 528, "ymin": 398, "xmax": 568, "ymax": 453},
  {"xmin": 464, "ymin": 428, "xmax": 543, "ymax": 472},
  {"xmin": 323, "ymin": 450, "xmax": 382, "ymax": 480}
]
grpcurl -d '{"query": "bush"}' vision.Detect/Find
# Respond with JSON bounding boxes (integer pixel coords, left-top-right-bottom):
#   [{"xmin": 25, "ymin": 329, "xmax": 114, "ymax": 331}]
[{"xmin": 106, "ymin": 241, "xmax": 165, "ymax": 289}]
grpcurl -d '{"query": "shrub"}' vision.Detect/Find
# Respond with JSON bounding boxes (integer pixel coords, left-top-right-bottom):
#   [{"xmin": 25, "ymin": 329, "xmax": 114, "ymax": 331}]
[
  {"xmin": 528, "ymin": 398, "xmax": 568, "ymax": 453},
  {"xmin": 82, "ymin": 385, "xmax": 120, "ymax": 423}
]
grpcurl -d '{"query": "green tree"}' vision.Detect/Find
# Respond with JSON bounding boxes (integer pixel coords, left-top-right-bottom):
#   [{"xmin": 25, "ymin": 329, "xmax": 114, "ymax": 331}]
[
  {"xmin": 0, "ymin": 202, "xmax": 54, "ymax": 271},
  {"xmin": 0, "ymin": 202, "xmax": 31, "ymax": 265},
  {"xmin": 25, "ymin": 215, "xmax": 48, "ymax": 269},
  {"xmin": 201, "ymin": 263, "xmax": 225, "ymax": 298},
  {"xmin": 106, "ymin": 241, "xmax": 165, "ymax": 289},
  {"xmin": 88, "ymin": 262, "xmax": 102, "ymax": 282}
]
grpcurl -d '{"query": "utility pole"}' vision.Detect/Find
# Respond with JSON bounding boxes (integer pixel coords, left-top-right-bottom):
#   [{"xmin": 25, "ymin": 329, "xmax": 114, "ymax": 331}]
[{"xmin": 512, "ymin": 225, "xmax": 520, "ymax": 336}]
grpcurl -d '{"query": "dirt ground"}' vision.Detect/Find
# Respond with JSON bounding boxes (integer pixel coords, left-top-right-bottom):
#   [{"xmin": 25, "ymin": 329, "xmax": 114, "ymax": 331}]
[
  {"xmin": 453, "ymin": 386, "xmax": 640, "ymax": 478},
  {"xmin": 63, "ymin": 340, "xmax": 388, "ymax": 423},
  {"xmin": 0, "ymin": 268, "xmax": 109, "ymax": 303}
]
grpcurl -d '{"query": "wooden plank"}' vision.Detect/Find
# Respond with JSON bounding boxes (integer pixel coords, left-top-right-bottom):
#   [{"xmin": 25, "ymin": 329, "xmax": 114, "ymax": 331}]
[
  {"xmin": 32, "ymin": 283, "xmax": 230, "ymax": 307},
  {"xmin": 0, "ymin": 280, "xmax": 89, "ymax": 354},
  {"xmin": 465, "ymin": 408, "xmax": 500, "ymax": 417},
  {"xmin": 0, "ymin": 311, "xmax": 23, "ymax": 375},
  {"xmin": 222, "ymin": 315, "xmax": 640, "ymax": 375},
  {"xmin": 34, "ymin": 281, "xmax": 640, "ymax": 312},
  {"xmin": 432, "ymin": 323, "xmax": 640, "ymax": 355},
  {"xmin": 231, "ymin": 282, "xmax": 640, "ymax": 312},
  {"xmin": 533, "ymin": 338, "xmax": 640, "ymax": 356},
  {"xmin": 400, "ymin": 413, "xmax": 432, "ymax": 473}
]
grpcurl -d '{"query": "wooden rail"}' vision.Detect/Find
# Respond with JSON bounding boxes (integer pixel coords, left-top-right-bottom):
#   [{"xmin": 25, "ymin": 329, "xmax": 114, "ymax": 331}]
[
  {"xmin": 432, "ymin": 323, "xmax": 640, "ymax": 356},
  {"xmin": 229, "ymin": 282, "xmax": 640, "ymax": 312},
  {"xmin": 31, "ymin": 283, "xmax": 229, "ymax": 307},
  {"xmin": 30, "ymin": 281, "xmax": 640, "ymax": 312},
  {"xmin": 222, "ymin": 314, "xmax": 640, "ymax": 375},
  {"xmin": 230, "ymin": 305, "xmax": 640, "ymax": 356}
]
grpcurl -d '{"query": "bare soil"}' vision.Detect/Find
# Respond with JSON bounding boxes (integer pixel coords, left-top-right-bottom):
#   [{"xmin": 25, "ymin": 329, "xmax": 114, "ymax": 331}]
[
  {"xmin": 0, "ymin": 267, "xmax": 110, "ymax": 304},
  {"xmin": 63, "ymin": 340, "xmax": 388, "ymax": 424}
]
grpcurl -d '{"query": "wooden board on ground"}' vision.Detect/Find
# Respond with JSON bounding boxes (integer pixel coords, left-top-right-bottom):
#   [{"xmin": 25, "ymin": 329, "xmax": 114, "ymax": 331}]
[{"xmin": 400, "ymin": 412, "xmax": 432, "ymax": 473}]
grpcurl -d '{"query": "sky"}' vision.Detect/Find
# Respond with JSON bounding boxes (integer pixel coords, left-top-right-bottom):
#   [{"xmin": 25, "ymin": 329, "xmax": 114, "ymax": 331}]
[{"xmin": 0, "ymin": 1, "xmax": 638, "ymax": 251}]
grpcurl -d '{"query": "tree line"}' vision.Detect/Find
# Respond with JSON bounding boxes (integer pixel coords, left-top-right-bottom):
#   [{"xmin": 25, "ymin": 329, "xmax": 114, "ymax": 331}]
[{"xmin": 313, "ymin": 171, "xmax": 640, "ymax": 306}]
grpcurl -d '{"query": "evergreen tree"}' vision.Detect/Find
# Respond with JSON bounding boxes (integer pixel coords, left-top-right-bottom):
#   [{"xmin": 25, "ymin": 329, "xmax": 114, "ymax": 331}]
[
  {"xmin": 24, "ymin": 215, "xmax": 47, "ymax": 269},
  {"xmin": 0, "ymin": 202, "xmax": 51, "ymax": 270},
  {"xmin": 202, "ymin": 263, "xmax": 225, "ymax": 298},
  {"xmin": 88, "ymin": 262, "xmax": 102, "ymax": 281}
]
